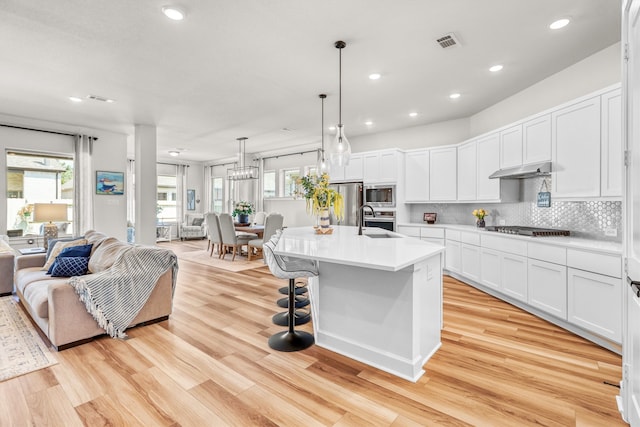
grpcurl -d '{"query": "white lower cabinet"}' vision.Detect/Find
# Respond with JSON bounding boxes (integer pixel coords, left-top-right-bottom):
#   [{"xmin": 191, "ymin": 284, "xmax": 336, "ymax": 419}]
[
  {"xmin": 528, "ymin": 259, "xmax": 567, "ymax": 320},
  {"xmin": 480, "ymin": 248, "xmax": 501, "ymax": 290},
  {"xmin": 461, "ymin": 243, "xmax": 480, "ymax": 282},
  {"xmin": 445, "ymin": 239, "xmax": 461, "ymax": 274},
  {"xmin": 501, "ymin": 254, "xmax": 528, "ymax": 303},
  {"xmin": 568, "ymin": 268, "xmax": 622, "ymax": 343}
]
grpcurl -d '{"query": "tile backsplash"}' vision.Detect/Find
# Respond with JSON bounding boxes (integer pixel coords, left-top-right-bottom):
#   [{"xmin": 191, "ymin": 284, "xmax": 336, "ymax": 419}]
[{"xmin": 409, "ymin": 176, "xmax": 622, "ymax": 242}]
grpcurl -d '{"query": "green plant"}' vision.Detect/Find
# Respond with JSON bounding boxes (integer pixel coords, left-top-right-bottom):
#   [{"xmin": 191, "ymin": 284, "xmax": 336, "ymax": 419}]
[{"xmin": 295, "ymin": 173, "xmax": 344, "ymax": 220}]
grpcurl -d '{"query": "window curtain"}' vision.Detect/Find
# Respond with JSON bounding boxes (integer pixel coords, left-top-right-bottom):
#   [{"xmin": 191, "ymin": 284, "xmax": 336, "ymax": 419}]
[
  {"xmin": 73, "ymin": 135, "xmax": 94, "ymax": 235},
  {"xmin": 176, "ymin": 164, "xmax": 187, "ymax": 236},
  {"xmin": 204, "ymin": 165, "xmax": 212, "ymax": 212}
]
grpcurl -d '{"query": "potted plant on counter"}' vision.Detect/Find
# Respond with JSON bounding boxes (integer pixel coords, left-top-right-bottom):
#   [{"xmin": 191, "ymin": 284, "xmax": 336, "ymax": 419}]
[
  {"xmin": 473, "ymin": 208, "xmax": 488, "ymax": 228},
  {"xmin": 296, "ymin": 173, "xmax": 344, "ymax": 233}
]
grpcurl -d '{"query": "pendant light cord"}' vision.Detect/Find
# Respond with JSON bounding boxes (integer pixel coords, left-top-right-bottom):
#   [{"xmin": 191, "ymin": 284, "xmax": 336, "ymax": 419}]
[
  {"xmin": 338, "ymin": 45, "xmax": 342, "ymax": 125},
  {"xmin": 321, "ymin": 95, "xmax": 325, "ymax": 158}
]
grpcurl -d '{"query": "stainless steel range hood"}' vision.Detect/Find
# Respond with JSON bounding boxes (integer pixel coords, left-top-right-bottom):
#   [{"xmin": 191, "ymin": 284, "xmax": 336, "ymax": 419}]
[{"xmin": 488, "ymin": 161, "xmax": 552, "ymax": 179}]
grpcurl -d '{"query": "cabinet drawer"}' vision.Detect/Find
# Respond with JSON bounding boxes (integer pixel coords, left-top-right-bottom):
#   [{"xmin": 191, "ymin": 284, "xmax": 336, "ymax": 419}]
[
  {"xmin": 481, "ymin": 234, "xmax": 527, "ymax": 256},
  {"xmin": 566, "ymin": 249, "xmax": 621, "ymax": 278},
  {"xmin": 445, "ymin": 229, "xmax": 461, "ymax": 242},
  {"xmin": 528, "ymin": 242, "xmax": 566, "ymax": 265},
  {"xmin": 421, "ymin": 227, "xmax": 445, "ymax": 239},
  {"xmin": 461, "ymin": 231, "xmax": 480, "ymax": 246},
  {"xmin": 421, "ymin": 237, "xmax": 444, "ymax": 246},
  {"xmin": 397, "ymin": 226, "xmax": 420, "ymax": 238}
]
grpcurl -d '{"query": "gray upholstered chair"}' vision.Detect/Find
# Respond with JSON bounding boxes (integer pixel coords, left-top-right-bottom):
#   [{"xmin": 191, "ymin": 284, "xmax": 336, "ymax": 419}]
[
  {"xmin": 253, "ymin": 211, "xmax": 267, "ymax": 225},
  {"xmin": 218, "ymin": 213, "xmax": 257, "ymax": 261},
  {"xmin": 180, "ymin": 213, "xmax": 206, "ymax": 240},
  {"xmin": 248, "ymin": 213, "xmax": 283, "ymax": 261},
  {"xmin": 205, "ymin": 212, "xmax": 222, "ymax": 256},
  {"xmin": 263, "ymin": 230, "xmax": 318, "ymax": 351}
]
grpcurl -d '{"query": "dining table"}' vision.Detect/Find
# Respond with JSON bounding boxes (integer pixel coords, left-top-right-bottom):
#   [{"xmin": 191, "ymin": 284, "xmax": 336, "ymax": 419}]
[{"xmin": 234, "ymin": 224, "xmax": 264, "ymax": 239}]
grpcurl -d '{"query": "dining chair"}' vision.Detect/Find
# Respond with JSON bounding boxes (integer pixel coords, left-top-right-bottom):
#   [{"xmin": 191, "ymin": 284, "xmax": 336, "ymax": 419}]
[
  {"xmin": 248, "ymin": 213, "xmax": 283, "ymax": 261},
  {"xmin": 253, "ymin": 211, "xmax": 267, "ymax": 225},
  {"xmin": 218, "ymin": 213, "xmax": 256, "ymax": 261},
  {"xmin": 205, "ymin": 212, "xmax": 222, "ymax": 256}
]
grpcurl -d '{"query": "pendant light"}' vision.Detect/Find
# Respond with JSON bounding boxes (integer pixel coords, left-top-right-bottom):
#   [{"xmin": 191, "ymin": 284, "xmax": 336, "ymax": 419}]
[
  {"xmin": 316, "ymin": 93, "xmax": 330, "ymax": 175},
  {"xmin": 227, "ymin": 137, "xmax": 258, "ymax": 180},
  {"xmin": 326, "ymin": 40, "xmax": 351, "ymax": 167}
]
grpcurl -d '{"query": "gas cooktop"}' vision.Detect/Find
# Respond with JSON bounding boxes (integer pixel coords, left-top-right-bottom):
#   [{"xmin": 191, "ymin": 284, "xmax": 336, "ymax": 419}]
[{"xmin": 485, "ymin": 226, "xmax": 570, "ymax": 237}]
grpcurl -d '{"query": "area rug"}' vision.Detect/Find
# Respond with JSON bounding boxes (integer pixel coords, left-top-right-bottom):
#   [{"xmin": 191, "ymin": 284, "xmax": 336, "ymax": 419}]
[
  {"xmin": 178, "ymin": 249, "xmax": 267, "ymax": 272},
  {"xmin": 0, "ymin": 296, "xmax": 58, "ymax": 382}
]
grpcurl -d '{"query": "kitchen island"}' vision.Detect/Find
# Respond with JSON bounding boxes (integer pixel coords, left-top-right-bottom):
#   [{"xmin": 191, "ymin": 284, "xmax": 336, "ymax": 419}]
[{"xmin": 274, "ymin": 226, "xmax": 444, "ymax": 382}]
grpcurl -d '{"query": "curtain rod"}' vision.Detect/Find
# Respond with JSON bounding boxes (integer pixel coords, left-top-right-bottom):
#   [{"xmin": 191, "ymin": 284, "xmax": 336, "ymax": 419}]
[
  {"xmin": 0, "ymin": 123, "xmax": 100, "ymax": 140},
  {"xmin": 260, "ymin": 149, "xmax": 318, "ymax": 161},
  {"xmin": 158, "ymin": 162, "xmax": 190, "ymax": 167}
]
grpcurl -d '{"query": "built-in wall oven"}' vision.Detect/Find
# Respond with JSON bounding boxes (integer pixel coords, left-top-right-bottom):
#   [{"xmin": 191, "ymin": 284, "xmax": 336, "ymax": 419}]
[
  {"xmin": 364, "ymin": 210, "xmax": 396, "ymax": 232},
  {"xmin": 364, "ymin": 185, "xmax": 395, "ymax": 208}
]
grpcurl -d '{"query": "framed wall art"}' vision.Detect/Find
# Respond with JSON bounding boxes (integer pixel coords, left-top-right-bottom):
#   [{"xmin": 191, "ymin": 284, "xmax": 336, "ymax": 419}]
[
  {"xmin": 187, "ymin": 189, "xmax": 196, "ymax": 210},
  {"xmin": 96, "ymin": 171, "xmax": 124, "ymax": 195}
]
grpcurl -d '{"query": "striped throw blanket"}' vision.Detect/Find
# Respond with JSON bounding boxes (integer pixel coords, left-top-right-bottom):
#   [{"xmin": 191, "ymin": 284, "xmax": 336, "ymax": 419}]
[{"xmin": 69, "ymin": 246, "xmax": 178, "ymax": 339}]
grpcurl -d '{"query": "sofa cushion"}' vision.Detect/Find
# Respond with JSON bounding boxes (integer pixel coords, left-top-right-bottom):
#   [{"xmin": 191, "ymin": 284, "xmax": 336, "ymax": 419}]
[
  {"xmin": 20, "ymin": 276, "xmax": 71, "ymax": 319},
  {"xmin": 87, "ymin": 237, "xmax": 129, "ymax": 273},
  {"xmin": 51, "ymin": 257, "xmax": 89, "ymax": 277},
  {"xmin": 47, "ymin": 244, "xmax": 93, "ymax": 274},
  {"xmin": 192, "ymin": 217, "xmax": 204, "ymax": 226},
  {"xmin": 42, "ymin": 239, "xmax": 88, "ymax": 271}
]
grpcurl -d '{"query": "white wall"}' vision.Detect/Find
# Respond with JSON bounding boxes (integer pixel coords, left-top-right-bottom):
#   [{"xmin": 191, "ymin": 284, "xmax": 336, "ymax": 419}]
[
  {"xmin": 349, "ymin": 118, "xmax": 470, "ymax": 152},
  {"xmin": 469, "ymin": 42, "xmax": 622, "ymax": 136}
]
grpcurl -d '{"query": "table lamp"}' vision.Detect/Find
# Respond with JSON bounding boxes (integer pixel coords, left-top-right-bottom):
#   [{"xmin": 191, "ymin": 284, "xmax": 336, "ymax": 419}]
[{"xmin": 33, "ymin": 203, "xmax": 68, "ymax": 249}]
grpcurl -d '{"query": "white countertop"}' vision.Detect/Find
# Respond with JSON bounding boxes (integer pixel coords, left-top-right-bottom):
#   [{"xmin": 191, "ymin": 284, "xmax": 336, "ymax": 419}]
[
  {"xmin": 274, "ymin": 226, "xmax": 444, "ymax": 272},
  {"xmin": 397, "ymin": 222, "xmax": 622, "ymax": 255}
]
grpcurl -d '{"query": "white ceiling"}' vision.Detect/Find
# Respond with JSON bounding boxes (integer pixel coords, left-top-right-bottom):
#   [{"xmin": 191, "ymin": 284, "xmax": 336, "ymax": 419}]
[{"xmin": 0, "ymin": 0, "xmax": 621, "ymax": 162}]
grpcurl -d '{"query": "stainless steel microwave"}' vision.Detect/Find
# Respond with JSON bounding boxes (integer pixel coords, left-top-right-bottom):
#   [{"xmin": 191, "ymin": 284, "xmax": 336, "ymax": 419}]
[{"xmin": 364, "ymin": 185, "xmax": 395, "ymax": 207}]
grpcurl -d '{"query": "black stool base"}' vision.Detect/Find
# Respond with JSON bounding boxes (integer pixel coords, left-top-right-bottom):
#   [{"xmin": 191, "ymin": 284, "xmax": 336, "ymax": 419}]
[
  {"xmin": 277, "ymin": 296, "xmax": 309, "ymax": 309},
  {"xmin": 279, "ymin": 286, "xmax": 307, "ymax": 295},
  {"xmin": 268, "ymin": 331, "xmax": 314, "ymax": 352},
  {"xmin": 272, "ymin": 310, "xmax": 311, "ymax": 326}
]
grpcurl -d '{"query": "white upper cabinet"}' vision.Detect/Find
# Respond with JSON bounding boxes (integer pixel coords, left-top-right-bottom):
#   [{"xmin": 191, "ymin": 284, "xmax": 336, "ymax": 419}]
[
  {"xmin": 404, "ymin": 149, "xmax": 430, "ymax": 202},
  {"xmin": 330, "ymin": 164, "xmax": 345, "ymax": 182},
  {"xmin": 552, "ymin": 96, "xmax": 601, "ymax": 198},
  {"xmin": 457, "ymin": 141, "xmax": 477, "ymax": 201},
  {"xmin": 522, "ymin": 114, "xmax": 552, "ymax": 164},
  {"xmin": 601, "ymin": 88, "xmax": 623, "ymax": 197},
  {"xmin": 344, "ymin": 153, "xmax": 363, "ymax": 181},
  {"xmin": 429, "ymin": 147, "xmax": 457, "ymax": 201},
  {"xmin": 499, "ymin": 125, "xmax": 523, "ymax": 168},
  {"xmin": 476, "ymin": 133, "xmax": 501, "ymax": 200},
  {"xmin": 363, "ymin": 150, "xmax": 398, "ymax": 183}
]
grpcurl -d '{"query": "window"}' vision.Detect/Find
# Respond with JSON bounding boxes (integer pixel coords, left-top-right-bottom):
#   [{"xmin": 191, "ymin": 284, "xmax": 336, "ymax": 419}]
[
  {"xmin": 263, "ymin": 170, "xmax": 276, "ymax": 198},
  {"xmin": 211, "ymin": 177, "xmax": 224, "ymax": 213},
  {"xmin": 282, "ymin": 168, "xmax": 300, "ymax": 197},
  {"xmin": 157, "ymin": 175, "xmax": 177, "ymax": 223},
  {"xmin": 6, "ymin": 151, "xmax": 74, "ymax": 235}
]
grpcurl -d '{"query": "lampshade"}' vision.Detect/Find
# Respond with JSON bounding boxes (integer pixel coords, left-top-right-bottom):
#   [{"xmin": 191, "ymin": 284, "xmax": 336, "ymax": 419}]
[{"xmin": 33, "ymin": 203, "xmax": 68, "ymax": 223}]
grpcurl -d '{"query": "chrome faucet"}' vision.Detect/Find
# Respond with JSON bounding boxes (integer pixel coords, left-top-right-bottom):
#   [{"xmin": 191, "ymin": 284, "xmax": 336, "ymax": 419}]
[{"xmin": 358, "ymin": 204, "xmax": 375, "ymax": 235}]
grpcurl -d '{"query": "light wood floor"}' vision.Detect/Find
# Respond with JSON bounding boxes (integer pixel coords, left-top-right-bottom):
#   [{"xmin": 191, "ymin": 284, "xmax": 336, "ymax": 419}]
[{"xmin": 0, "ymin": 239, "xmax": 625, "ymax": 426}]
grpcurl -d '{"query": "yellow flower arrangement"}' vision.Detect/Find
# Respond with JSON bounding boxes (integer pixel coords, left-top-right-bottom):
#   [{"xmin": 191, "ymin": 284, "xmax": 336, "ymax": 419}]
[
  {"xmin": 295, "ymin": 173, "xmax": 344, "ymax": 220},
  {"xmin": 472, "ymin": 209, "xmax": 488, "ymax": 220},
  {"xmin": 17, "ymin": 204, "xmax": 33, "ymax": 220}
]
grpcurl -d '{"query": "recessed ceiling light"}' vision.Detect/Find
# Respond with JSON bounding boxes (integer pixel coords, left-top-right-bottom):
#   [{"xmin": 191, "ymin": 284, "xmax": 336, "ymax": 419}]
[
  {"xmin": 369, "ymin": 73, "xmax": 381, "ymax": 80},
  {"xmin": 162, "ymin": 6, "xmax": 185, "ymax": 20},
  {"xmin": 549, "ymin": 18, "xmax": 570, "ymax": 30},
  {"xmin": 69, "ymin": 97, "xmax": 82, "ymax": 103},
  {"xmin": 449, "ymin": 93, "xmax": 461, "ymax": 99},
  {"xmin": 365, "ymin": 121, "xmax": 373, "ymax": 126},
  {"xmin": 169, "ymin": 150, "xmax": 180, "ymax": 157},
  {"xmin": 409, "ymin": 112, "xmax": 418, "ymax": 117},
  {"xmin": 489, "ymin": 65, "xmax": 503, "ymax": 72}
]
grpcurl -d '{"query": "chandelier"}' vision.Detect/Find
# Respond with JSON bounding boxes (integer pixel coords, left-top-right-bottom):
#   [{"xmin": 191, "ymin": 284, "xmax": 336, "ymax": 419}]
[{"xmin": 227, "ymin": 137, "xmax": 259, "ymax": 180}]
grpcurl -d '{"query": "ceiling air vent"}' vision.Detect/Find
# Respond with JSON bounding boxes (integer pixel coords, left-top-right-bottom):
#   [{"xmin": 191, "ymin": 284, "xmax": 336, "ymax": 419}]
[
  {"xmin": 436, "ymin": 33, "xmax": 461, "ymax": 49},
  {"xmin": 87, "ymin": 94, "xmax": 114, "ymax": 103}
]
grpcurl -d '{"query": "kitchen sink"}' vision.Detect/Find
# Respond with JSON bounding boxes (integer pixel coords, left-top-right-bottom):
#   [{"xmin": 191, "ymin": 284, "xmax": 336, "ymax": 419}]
[{"xmin": 364, "ymin": 233, "xmax": 402, "ymax": 239}]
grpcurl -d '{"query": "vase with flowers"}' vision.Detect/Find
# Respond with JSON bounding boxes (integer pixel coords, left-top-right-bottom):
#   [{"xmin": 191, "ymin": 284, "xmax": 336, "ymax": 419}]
[
  {"xmin": 232, "ymin": 201, "xmax": 254, "ymax": 225},
  {"xmin": 473, "ymin": 209, "xmax": 488, "ymax": 228},
  {"xmin": 296, "ymin": 173, "xmax": 344, "ymax": 233},
  {"xmin": 16, "ymin": 204, "xmax": 33, "ymax": 232}
]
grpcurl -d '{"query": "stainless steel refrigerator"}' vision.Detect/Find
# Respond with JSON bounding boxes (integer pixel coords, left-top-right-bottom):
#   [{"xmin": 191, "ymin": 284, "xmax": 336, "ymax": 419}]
[{"xmin": 329, "ymin": 182, "xmax": 363, "ymax": 226}]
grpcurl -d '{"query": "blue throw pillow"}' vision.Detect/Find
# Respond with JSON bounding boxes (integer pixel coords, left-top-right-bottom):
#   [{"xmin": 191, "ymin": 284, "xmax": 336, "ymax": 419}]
[
  {"xmin": 47, "ymin": 244, "xmax": 93, "ymax": 274},
  {"xmin": 50, "ymin": 256, "xmax": 89, "ymax": 277}
]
